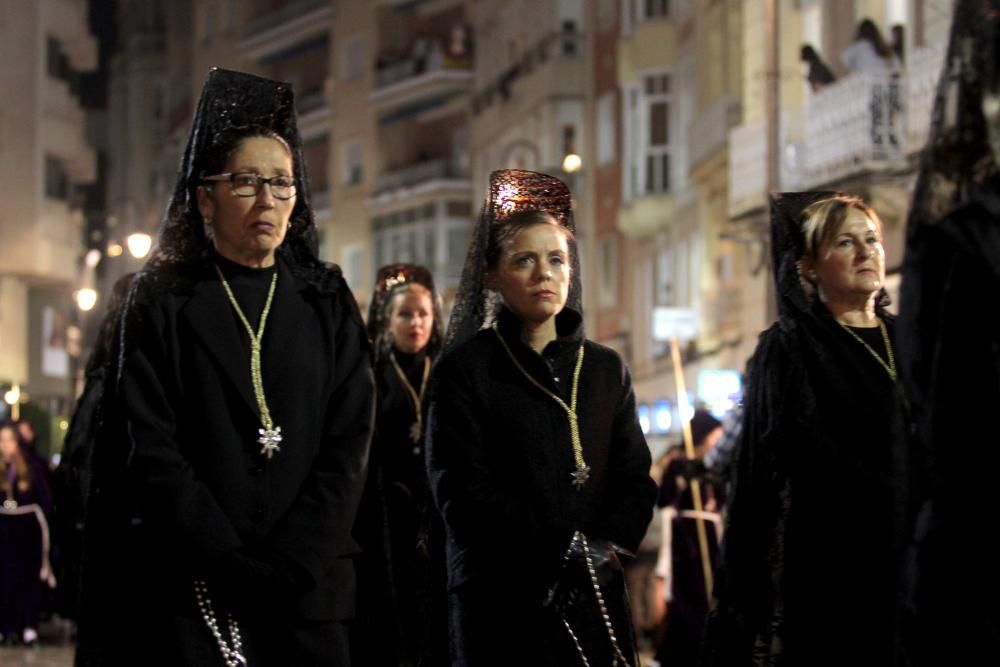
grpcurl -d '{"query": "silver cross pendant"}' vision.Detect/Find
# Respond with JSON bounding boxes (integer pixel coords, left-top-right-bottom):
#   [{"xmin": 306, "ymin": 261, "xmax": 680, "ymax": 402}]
[
  {"xmin": 258, "ymin": 425, "xmax": 283, "ymax": 459},
  {"xmin": 571, "ymin": 465, "xmax": 591, "ymax": 489}
]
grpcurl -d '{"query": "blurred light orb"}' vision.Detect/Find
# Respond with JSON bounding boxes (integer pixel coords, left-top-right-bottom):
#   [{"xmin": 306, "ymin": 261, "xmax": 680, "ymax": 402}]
[
  {"xmin": 76, "ymin": 288, "xmax": 98, "ymax": 312},
  {"xmin": 127, "ymin": 232, "xmax": 153, "ymax": 259},
  {"xmin": 85, "ymin": 249, "xmax": 102, "ymax": 268},
  {"xmin": 107, "ymin": 242, "xmax": 124, "ymax": 257},
  {"xmin": 562, "ymin": 152, "xmax": 582, "ymax": 174}
]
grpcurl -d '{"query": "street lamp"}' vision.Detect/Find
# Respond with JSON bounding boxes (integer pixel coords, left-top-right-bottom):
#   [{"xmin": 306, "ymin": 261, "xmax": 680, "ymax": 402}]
[
  {"xmin": 126, "ymin": 232, "xmax": 152, "ymax": 259},
  {"xmin": 4, "ymin": 383, "xmax": 20, "ymax": 421},
  {"xmin": 562, "ymin": 152, "xmax": 582, "ymax": 174},
  {"xmin": 75, "ymin": 287, "xmax": 98, "ymax": 312}
]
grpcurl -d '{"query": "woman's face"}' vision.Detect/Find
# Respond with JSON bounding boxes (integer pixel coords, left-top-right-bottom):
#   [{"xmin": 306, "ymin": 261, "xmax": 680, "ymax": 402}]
[
  {"xmin": 388, "ymin": 286, "xmax": 434, "ymax": 355},
  {"xmin": 807, "ymin": 207, "xmax": 885, "ymax": 303},
  {"xmin": 197, "ymin": 136, "xmax": 295, "ymax": 267},
  {"xmin": 0, "ymin": 427, "xmax": 18, "ymax": 460},
  {"xmin": 488, "ymin": 222, "xmax": 571, "ymax": 327}
]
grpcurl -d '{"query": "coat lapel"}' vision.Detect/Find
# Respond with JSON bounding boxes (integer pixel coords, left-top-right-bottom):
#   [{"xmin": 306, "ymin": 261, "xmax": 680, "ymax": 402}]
[{"xmin": 180, "ymin": 270, "xmax": 259, "ymax": 415}]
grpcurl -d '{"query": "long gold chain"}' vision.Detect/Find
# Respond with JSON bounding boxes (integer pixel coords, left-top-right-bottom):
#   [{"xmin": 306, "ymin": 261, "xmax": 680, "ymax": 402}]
[
  {"xmin": 839, "ymin": 318, "xmax": 897, "ymax": 382},
  {"xmin": 390, "ymin": 352, "xmax": 431, "ymax": 443},
  {"xmin": 492, "ymin": 325, "xmax": 589, "ymax": 489},
  {"xmin": 214, "ymin": 264, "xmax": 283, "ymax": 458}
]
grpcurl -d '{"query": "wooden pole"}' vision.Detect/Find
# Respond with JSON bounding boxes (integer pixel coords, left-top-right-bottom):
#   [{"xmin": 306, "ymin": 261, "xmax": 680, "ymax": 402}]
[{"xmin": 669, "ymin": 338, "xmax": 714, "ymax": 604}]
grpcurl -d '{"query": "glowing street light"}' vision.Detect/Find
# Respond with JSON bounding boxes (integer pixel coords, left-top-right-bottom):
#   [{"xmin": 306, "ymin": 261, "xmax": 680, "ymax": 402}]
[
  {"xmin": 4, "ymin": 384, "xmax": 20, "ymax": 421},
  {"xmin": 107, "ymin": 242, "xmax": 123, "ymax": 257},
  {"xmin": 126, "ymin": 232, "xmax": 153, "ymax": 259},
  {"xmin": 562, "ymin": 152, "xmax": 582, "ymax": 174},
  {"xmin": 75, "ymin": 287, "xmax": 98, "ymax": 312}
]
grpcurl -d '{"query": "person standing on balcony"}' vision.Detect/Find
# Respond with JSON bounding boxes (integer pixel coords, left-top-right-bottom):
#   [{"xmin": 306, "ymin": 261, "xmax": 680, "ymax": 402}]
[
  {"xmin": 842, "ymin": 18, "xmax": 902, "ymax": 152},
  {"xmin": 800, "ymin": 44, "xmax": 837, "ymax": 92},
  {"xmin": 701, "ymin": 193, "xmax": 911, "ymax": 666},
  {"xmin": 427, "ymin": 170, "xmax": 657, "ymax": 666},
  {"xmin": 354, "ymin": 263, "xmax": 446, "ymax": 667},
  {"xmin": 78, "ymin": 69, "xmax": 375, "ymax": 666}
]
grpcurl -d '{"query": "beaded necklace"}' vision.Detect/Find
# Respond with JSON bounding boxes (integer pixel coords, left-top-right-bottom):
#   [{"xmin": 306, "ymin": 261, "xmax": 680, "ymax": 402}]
[
  {"xmin": 389, "ymin": 352, "xmax": 431, "ymax": 446},
  {"xmin": 214, "ymin": 263, "xmax": 282, "ymax": 458},
  {"xmin": 838, "ymin": 318, "xmax": 897, "ymax": 382},
  {"xmin": 492, "ymin": 324, "xmax": 589, "ymax": 489},
  {"xmin": 193, "ymin": 580, "xmax": 246, "ymax": 666}
]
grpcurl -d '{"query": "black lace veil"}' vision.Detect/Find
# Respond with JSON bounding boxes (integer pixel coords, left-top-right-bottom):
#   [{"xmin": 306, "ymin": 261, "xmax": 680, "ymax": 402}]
[
  {"xmin": 443, "ymin": 169, "xmax": 581, "ymax": 353},
  {"xmin": 146, "ymin": 68, "xmax": 321, "ymax": 277},
  {"xmin": 905, "ymin": 0, "xmax": 1000, "ymax": 239},
  {"xmin": 366, "ymin": 263, "xmax": 445, "ymax": 365}
]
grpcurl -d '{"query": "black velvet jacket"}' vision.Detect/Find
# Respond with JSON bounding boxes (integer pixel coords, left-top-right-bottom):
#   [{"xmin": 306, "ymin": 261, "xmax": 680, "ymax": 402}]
[
  {"xmin": 427, "ymin": 306, "xmax": 656, "ymax": 598},
  {"xmin": 79, "ymin": 255, "xmax": 374, "ymax": 664}
]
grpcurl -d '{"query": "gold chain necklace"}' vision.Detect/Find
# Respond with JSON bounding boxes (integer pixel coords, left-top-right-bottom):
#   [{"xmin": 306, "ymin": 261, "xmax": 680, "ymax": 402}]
[
  {"xmin": 839, "ymin": 318, "xmax": 897, "ymax": 382},
  {"xmin": 214, "ymin": 263, "xmax": 282, "ymax": 459},
  {"xmin": 389, "ymin": 352, "xmax": 432, "ymax": 446},
  {"xmin": 492, "ymin": 324, "xmax": 589, "ymax": 489}
]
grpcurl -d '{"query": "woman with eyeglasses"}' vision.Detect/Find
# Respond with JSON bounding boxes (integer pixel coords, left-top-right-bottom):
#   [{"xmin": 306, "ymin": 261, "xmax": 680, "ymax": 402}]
[{"xmin": 78, "ymin": 69, "xmax": 374, "ymax": 666}]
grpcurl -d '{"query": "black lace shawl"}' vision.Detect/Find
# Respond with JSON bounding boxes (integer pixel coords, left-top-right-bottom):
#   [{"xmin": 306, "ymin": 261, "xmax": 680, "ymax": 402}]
[
  {"xmin": 896, "ymin": 2, "xmax": 1000, "ymax": 663},
  {"xmin": 702, "ymin": 193, "xmax": 910, "ymax": 666}
]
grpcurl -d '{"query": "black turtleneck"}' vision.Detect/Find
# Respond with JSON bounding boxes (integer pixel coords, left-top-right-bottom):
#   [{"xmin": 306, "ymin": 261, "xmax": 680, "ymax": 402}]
[
  {"xmin": 213, "ymin": 250, "xmax": 277, "ymax": 335},
  {"xmin": 391, "ymin": 346, "xmax": 428, "ymax": 391}
]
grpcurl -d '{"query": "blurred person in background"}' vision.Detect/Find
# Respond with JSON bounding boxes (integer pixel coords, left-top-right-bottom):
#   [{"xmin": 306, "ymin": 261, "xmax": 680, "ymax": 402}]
[
  {"xmin": 654, "ymin": 409, "xmax": 724, "ymax": 667},
  {"xmin": 354, "ymin": 263, "xmax": 446, "ymax": 666},
  {"xmin": 702, "ymin": 193, "xmax": 910, "ymax": 666},
  {"xmin": 0, "ymin": 420, "xmax": 56, "ymax": 646}
]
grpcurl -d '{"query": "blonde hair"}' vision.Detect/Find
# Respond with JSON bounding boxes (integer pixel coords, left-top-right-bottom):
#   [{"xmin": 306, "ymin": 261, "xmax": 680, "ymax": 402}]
[{"xmin": 800, "ymin": 194, "xmax": 883, "ymax": 259}]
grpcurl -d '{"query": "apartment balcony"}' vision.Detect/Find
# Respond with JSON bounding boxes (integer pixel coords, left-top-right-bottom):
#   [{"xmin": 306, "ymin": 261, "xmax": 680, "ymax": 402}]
[
  {"xmin": 369, "ymin": 158, "xmax": 472, "ymax": 206},
  {"xmin": 727, "ymin": 118, "xmax": 767, "ymax": 219},
  {"xmin": 371, "ymin": 46, "xmax": 473, "ymax": 121},
  {"xmin": 688, "ymin": 95, "xmax": 741, "ymax": 172},
  {"xmin": 49, "ymin": 0, "xmax": 98, "ymax": 70},
  {"xmin": 297, "ymin": 84, "xmax": 333, "ymax": 141},
  {"xmin": 41, "ymin": 76, "xmax": 96, "ymax": 183},
  {"xmin": 801, "ymin": 74, "xmax": 908, "ymax": 187},
  {"xmin": 239, "ymin": 0, "xmax": 334, "ymax": 62}
]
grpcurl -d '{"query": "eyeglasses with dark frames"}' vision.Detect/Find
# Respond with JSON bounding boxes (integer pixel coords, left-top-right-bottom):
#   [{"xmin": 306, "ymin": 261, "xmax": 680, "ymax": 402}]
[{"xmin": 202, "ymin": 172, "xmax": 297, "ymax": 200}]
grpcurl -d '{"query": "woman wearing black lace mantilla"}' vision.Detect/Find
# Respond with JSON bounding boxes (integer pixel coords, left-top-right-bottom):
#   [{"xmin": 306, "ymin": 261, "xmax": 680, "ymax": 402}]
[
  {"xmin": 77, "ymin": 69, "xmax": 374, "ymax": 666},
  {"xmin": 426, "ymin": 169, "xmax": 657, "ymax": 666},
  {"xmin": 701, "ymin": 193, "xmax": 911, "ymax": 666}
]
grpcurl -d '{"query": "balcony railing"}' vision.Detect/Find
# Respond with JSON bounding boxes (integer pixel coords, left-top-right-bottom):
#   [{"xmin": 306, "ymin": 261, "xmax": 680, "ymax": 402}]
[
  {"xmin": 375, "ymin": 49, "xmax": 472, "ymax": 90},
  {"xmin": 373, "ymin": 158, "xmax": 467, "ymax": 195},
  {"xmin": 804, "ymin": 73, "xmax": 907, "ymax": 185},
  {"xmin": 241, "ymin": 0, "xmax": 330, "ymax": 38}
]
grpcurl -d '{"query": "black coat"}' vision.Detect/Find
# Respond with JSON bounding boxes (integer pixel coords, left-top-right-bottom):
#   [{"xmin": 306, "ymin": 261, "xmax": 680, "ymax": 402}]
[
  {"xmin": 897, "ymin": 182, "xmax": 1000, "ymax": 665},
  {"xmin": 78, "ymin": 256, "xmax": 374, "ymax": 665},
  {"xmin": 703, "ymin": 306, "xmax": 910, "ymax": 667},
  {"xmin": 427, "ymin": 307, "xmax": 656, "ymax": 665}
]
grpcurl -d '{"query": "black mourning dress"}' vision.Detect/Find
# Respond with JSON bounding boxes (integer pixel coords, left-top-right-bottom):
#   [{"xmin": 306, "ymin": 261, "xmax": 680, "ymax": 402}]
[{"xmin": 702, "ymin": 194, "xmax": 911, "ymax": 667}]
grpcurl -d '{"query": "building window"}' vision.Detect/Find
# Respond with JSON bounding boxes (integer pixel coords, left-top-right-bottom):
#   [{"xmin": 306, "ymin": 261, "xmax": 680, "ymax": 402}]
[
  {"xmin": 641, "ymin": 0, "xmax": 670, "ymax": 20},
  {"xmin": 343, "ymin": 37, "xmax": 366, "ymax": 82},
  {"xmin": 623, "ymin": 71, "xmax": 673, "ymax": 199},
  {"xmin": 598, "ymin": 235, "xmax": 618, "ymax": 308},
  {"xmin": 343, "ymin": 142, "xmax": 363, "ymax": 186},
  {"xmin": 45, "ymin": 155, "xmax": 69, "ymax": 200},
  {"xmin": 597, "ymin": 92, "xmax": 617, "ymax": 165},
  {"xmin": 341, "ymin": 243, "xmax": 365, "ymax": 289}
]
